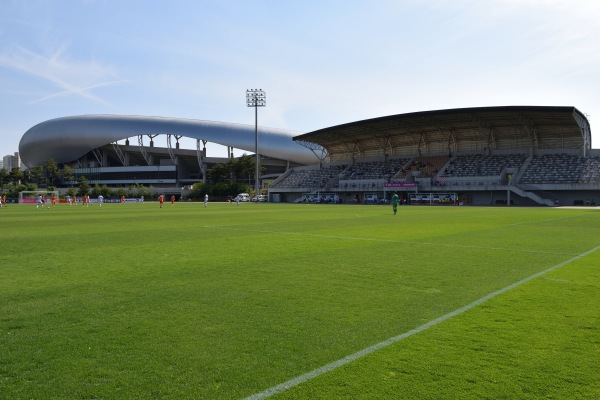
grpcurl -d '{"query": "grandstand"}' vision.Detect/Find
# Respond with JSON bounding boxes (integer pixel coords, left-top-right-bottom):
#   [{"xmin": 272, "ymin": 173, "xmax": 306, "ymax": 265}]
[
  {"xmin": 270, "ymin": 106, "xmax": 599, "ymax": 206},
  {"xmin": 19, "ymin": 106, "xmax": 599, "ymax": 206},
  {"xmin": 18, "ymin": 115, "xmax": 315, "ymax": 191}
]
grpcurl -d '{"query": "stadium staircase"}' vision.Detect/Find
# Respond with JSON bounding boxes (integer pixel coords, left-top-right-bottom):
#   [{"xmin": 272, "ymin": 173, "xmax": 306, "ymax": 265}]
[
  {"xmin": 269, "ymin": 169, "xmax": 294, "ymax": 188},
  {"xmin": 502, "ymin": 155, "xmax": 551, "ymax": 206},
  {"xmin": 508, "ymin": 185, "xmax": 554, "ymax": 206}
]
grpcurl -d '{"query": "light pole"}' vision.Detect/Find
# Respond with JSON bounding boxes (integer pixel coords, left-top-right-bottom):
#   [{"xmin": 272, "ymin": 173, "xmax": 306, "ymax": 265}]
[{"xmin": 246, "ymin": 89, "xmax": 266, "ymax": 199}]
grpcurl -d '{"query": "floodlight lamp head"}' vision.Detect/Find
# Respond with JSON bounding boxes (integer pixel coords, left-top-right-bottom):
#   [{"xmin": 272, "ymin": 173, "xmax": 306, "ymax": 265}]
[{"xmin": 246, "ymin": 88, "xmax": 266, "ymax": 107}]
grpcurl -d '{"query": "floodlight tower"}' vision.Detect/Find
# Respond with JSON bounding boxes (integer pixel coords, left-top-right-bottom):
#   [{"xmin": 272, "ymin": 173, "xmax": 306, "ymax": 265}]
[{"xmin": 246, "ymin": 89, "xmax": 266, "ymax": 198}]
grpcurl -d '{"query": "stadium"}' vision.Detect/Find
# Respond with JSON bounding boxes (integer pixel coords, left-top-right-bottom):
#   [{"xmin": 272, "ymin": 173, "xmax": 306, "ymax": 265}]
[
  {"xmin": 8, "ymin": 105, "xmax": 600, "ymax": 399},
  {"xmin": 19, "ymin": 105, "xmax": 599, "ymax": 206}
]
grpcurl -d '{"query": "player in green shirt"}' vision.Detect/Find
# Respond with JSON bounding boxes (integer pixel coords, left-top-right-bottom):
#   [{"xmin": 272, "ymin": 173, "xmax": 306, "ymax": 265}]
[{"xmin": 391, "ymin": 192, "xmax": 399, "ymax": 215}]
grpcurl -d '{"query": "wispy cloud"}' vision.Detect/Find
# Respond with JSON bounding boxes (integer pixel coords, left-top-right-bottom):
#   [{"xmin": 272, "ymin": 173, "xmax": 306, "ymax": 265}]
[
  {"xmin": 29, "ymin": 79, "xmax": 128, "ymax": 105},
  {"xmin": 0, "ymin": 43, "xmax": 126, "ymax": 106}
]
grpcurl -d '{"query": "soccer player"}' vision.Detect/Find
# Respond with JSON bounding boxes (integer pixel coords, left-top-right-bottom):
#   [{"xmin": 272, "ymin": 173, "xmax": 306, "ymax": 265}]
[
  {"xmin": 37, "ymin": 194, "xmax": 44, "ymax": 209},
  {"xmin": 1, "ymin": 194, "xmax": 6, "ymax": 208},
  {"xmin": 171, "ymin": 195, "xmax": 175, "ymax": 205},
  {"xmin": 121, "ymin": 195, "xmax": 125, "ymax": 204},
  {"xmin": 204, "ymin": 194, "xmax": 208, "ymax": 208},
  {"xmin": 82, "ymin": 194, "xmax": 88, "ymax": 207},
  {"xmin": 98, "ymin": 194, "xmax": 104, "ymax": 207},
  {"xmin": 391, "ymin": 191, "xmax": 399, "ymax": 215},
  {"xmin": 51, "ymin": 195, "xmax": 57, "ymax": 206},
  {"xmin": 159, "ymin": 194, "xmax": 164, "ymax": 208}
]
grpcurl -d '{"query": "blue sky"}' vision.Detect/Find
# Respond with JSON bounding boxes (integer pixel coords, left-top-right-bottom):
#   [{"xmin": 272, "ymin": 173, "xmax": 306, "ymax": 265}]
[{"xmin": 1, "ymin": 0, "xmax": 599, "ymax": 159}]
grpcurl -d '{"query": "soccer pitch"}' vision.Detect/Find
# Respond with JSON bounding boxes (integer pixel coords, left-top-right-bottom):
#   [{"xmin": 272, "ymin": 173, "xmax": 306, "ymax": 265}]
[{"xmin": 1, "ymin": 202, "xmax": 599, "ymax": 399}]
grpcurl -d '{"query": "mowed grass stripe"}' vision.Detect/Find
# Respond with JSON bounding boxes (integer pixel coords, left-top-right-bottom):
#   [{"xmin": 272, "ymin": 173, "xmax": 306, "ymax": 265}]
[
  {"xmin": 204, "ymin": 224, "xmax": 581, "ymax": 257},
  {"xmin": 205, "ymin": 206, "xmax": 600, "ymax": 256},
  {"xmin": 244, "ymin": 244, "xmax": 600, "ymax": 399},
  {"xmin": 1, "ymin": 203, "xmax": 598, "ymax": 399},
  {"xmin": 271, "ymin": 243, "xmax": 600, "ymax": 399}
]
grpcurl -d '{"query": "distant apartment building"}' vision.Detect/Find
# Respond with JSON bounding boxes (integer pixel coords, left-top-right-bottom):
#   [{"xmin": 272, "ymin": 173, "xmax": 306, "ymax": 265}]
[{"xmin": 2, "ymin": 152, "xmax": 21, "ymax": 171}]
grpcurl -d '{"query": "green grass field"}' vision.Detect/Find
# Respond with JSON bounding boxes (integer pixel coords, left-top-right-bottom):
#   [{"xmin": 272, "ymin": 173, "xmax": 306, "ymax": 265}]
[{"xmin": 1, "ymin": 201, "xmax": 599, "ymax": 399}]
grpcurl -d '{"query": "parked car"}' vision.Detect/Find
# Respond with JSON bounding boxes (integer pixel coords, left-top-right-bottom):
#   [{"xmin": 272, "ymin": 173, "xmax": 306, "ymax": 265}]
[
  {"xmin": 254, "ymin": 194, "xmax": 267, "ymax": 202},
  {"xmin": 238, "ymin": 193, "xmax": 250, "ymax": 202}
]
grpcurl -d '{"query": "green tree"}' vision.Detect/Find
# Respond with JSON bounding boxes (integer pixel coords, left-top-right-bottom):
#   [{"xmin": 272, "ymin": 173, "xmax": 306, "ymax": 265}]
[
  {"xmin": 8, "ymin": 167, "xmax": 23, "ymax": 185},
  {"xmin": 262, "ymin": 180, "xmax": 272, "ymax": 193},
  {"xmin": 61, "ymin": 165, "xmax": 75, "ymax": 186},
  {"xmin": 0, "ymin": 168, "xmax": 8, "ymax": 189},
  {"xmin": 138, "ymin": 185, "xmax": 150, "ymax": 199},
  {"xmin": 231, "ymin": 182, "xmax": 251, "ymax": 196},
  {"xmin": 90, "ymin": 184, "xmax": 101, "ymax": 198},
  {"xmin": 77, "ymin": 176, "xmax": 91, "ymax": 196},
  {"xmin": 66, "ymin": 187, "xmax": 77, "ymax": 198},
  {"xmin": 207, "ymin": 154, "xmax": 265, "ymax": 186},
  {"xmin": 28, "ymin": 166, "xmax": 45, "ymax": 186},
  {"xmin": 113, "ymin": 187, "xmax": 126, "ymax": 199},
  {"xmin": 90, "ymin": 184, "xmax": 112, "ymax": 199},
  {"xmin": 208, "ymin": 163, "xmax": 230, "ymax": 183},
  {"xmin": 191, "ymin": 182, "xmax": 207, "ymax": 200},
  {"xmin": 6, "ymin": 183, "xmax": 35, "ymax": 199},
  {"xmin": 45, "ymin": 159, "xmax": 60, "ymax": 186},
  {"xmin": 100, "ymin": 185, "xmax": 112, "ymax": 198},
  {"xmin": 211, "ymin": 182, "xmax": 229, "ymax": 197},
  {"xmin": 237, "ymin": 154, "xmax": 256, "ymax": 183}
]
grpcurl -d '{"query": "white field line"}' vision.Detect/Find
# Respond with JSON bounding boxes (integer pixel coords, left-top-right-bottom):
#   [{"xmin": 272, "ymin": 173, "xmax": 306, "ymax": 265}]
[
  {"xmin": 508, "ymin": 214, "xmax": 590, "ymax": 226},
  {"xmin": 203, "ymin": 225, "xmax": 578, "ymax": 256},
  {"xmin": 243, "ymin": 244, "xmax": 600, "ymax": 400}
]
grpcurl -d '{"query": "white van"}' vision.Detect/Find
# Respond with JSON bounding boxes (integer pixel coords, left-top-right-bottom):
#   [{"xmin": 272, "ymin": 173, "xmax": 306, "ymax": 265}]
[{"xmin": 238, "ymin": 193, "xmax": 250, "ymax": 202}]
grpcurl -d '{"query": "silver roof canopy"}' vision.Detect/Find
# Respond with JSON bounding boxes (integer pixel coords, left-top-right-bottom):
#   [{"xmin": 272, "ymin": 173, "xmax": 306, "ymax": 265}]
[{"xmin": 19, "ymin": 114, "xmax": 318, "ymax": 167}]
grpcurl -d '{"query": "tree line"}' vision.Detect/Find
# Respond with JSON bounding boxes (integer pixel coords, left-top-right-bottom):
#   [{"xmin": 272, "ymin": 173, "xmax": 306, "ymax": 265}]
[{"xmin": 1, "ymin": 155, "xmax": 268, "ymax": 201}]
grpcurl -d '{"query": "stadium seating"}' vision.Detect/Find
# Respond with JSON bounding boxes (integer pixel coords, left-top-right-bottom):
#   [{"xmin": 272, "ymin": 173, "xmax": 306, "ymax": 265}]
[
  {"xmin": 341, "ymin": 158, "xmax": 411, "ymax": 181},
  {"xmin": 398, "ymin": 156, "xmax": 449, "ymax": 178},
  {"xmin": 440, "ymin": 154, "xmax": 527, "ymax": 177},
  {"xmin": 272, "ymin": 164, "xmax": 347, "ymax": 188},
  {"xmin": 272, "ymin": 153, "xmax": 600, "ymax": 197},
  {"xmin": 519, "ymin": 154, "xmax": 600, "ymax": 184}
]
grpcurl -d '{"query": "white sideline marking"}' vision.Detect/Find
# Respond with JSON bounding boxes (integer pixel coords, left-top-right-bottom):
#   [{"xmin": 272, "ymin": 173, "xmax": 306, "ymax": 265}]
[
  {"xmin": 508, "ymin": 214, "xmax": 589, "ymax": 226},
  {"xmin": 204, "ymin": 225, "xmax": 578, "ymax": 256},
  {"xmin": 243, "ymin": 245, "xmax": 600, "ymax": 400}
]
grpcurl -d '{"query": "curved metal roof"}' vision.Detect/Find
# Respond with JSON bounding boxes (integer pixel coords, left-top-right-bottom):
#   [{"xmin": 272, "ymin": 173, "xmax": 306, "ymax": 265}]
[
  {"xmin": 294, "ymin": 106, "xmax": 591, "ymax": 159},
  {"xmin": 19, "ymin": 114, "xmax": 319, "ymax": 167}
]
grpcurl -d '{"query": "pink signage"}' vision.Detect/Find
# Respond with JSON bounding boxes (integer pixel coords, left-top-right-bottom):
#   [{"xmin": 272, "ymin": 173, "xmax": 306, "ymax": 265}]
[{"xmin": 384, "ymin": 182, "xmax": 417, "ymax": 188}]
